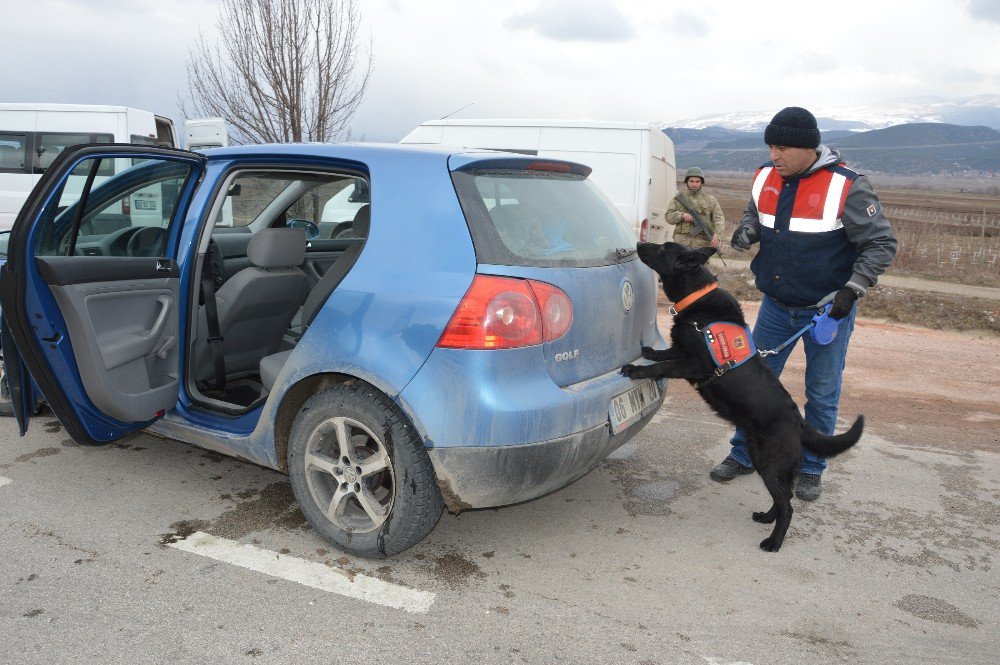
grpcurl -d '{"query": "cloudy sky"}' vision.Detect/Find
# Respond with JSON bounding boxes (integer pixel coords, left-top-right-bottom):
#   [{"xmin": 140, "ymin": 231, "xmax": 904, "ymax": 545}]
[{"xmin": 3, "ymin": 0, "xmax": 999, "ymax": 140}]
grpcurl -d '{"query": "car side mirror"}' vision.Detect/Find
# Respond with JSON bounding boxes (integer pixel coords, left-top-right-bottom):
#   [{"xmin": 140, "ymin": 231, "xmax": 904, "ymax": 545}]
[{"xmin": 287, "ymin": 219, "xmax": 320, "ymax": 240}]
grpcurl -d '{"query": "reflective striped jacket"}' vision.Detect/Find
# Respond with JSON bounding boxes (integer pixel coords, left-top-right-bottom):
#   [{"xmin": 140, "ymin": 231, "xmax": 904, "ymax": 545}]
[{"xmin": 748, "ymin": 155, "xmax": 862, "ymax": 307}]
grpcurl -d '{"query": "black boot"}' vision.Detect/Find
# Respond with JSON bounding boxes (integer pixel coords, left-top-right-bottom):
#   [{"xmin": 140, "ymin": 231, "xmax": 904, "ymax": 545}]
[
  {"xmin": 795, "ymin": 473, "xmax": 822, "ymax": 501},
  {"xmin": 709, "ymin": 456, "xmax": 754, "ymax": 482}
]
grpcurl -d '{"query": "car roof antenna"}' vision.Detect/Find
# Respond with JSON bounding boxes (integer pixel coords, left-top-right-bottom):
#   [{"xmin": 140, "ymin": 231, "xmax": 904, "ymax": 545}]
[{"xmin": 440, "ymin": 103, "xmax": 474, "ymax": 120}]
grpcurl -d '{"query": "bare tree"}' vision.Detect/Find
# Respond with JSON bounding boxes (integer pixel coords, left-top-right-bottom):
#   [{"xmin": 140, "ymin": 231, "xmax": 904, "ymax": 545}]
[{"xmin": 180, "ymin": 0, "xmax": 373, "ymax": 144}]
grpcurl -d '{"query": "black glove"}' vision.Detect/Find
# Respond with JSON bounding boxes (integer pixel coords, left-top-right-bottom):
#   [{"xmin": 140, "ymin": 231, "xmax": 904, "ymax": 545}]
[
  {"xmin": 730, "ymin": 224, "xmax": 758, "ymax": 251},
  {"xmin": 828, "ymin": 286, "xmax": 859, "ymax": 319}
]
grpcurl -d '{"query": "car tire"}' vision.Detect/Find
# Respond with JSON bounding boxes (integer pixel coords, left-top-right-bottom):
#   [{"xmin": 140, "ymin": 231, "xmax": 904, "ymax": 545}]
[{"xmin": 287, "ymin": 382, "xmax": 443, "ymax": 558}]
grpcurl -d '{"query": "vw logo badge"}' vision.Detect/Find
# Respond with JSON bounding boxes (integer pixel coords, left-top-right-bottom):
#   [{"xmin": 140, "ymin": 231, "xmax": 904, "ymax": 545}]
[{"xmin": 621, "ymin": 280, "xmax": 634, "ymax": 312}]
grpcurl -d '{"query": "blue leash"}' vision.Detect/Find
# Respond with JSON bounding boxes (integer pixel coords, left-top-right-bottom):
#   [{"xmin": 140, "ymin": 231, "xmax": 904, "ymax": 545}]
[
  {"xmin": 757, "ymin": 304, "xmax": 838, "ymax": 357},
  {"xmin": 757, "ymin": 322, "xmax": 815, "ymax": 357}
]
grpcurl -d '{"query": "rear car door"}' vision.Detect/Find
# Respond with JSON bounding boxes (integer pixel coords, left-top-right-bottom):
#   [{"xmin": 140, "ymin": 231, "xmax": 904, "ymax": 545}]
[{"xmin": 0, "ymin": 144, "xmax": 205, "ymax": 444}]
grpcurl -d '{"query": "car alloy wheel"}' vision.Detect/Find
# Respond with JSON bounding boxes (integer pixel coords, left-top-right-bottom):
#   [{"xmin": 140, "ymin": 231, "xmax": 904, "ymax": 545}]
[
  {"xmin": 288, "ymin": 382, "xmax": 443, "ymax": 558},
  {"xmin": 302, "ymin": 415, "xmax": 394, "ymax": 533}
]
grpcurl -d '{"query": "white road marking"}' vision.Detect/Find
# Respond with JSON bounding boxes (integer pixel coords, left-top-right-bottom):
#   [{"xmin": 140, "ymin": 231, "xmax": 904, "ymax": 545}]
[
  {"xmin": 0, "ymin": 477, "xmax": 11, "ymax": 488},
  {"xmin": 169, "ymin": 531, "xmax": 435, "ymax": 613}
]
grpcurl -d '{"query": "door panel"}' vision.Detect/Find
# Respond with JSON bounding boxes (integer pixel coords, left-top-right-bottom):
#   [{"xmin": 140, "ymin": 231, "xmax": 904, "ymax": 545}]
[
  {"xmin": 0, "ymin": 144, "xmax": 205, "ymax": 444},
  {"xmin": 35, "ymin": 255, "xmax": 179, "ymax": 285},
  {"xmin": 647, "ymin": 156, "xmax": 669, "ymax": 243},
  {"xmin": 45, "ymin": 272, "xmax": 179, "ymax": 422}
]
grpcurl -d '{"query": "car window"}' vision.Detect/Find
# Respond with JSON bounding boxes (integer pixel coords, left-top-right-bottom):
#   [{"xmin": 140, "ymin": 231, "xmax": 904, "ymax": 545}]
[
  {"xmin": 0, "ymin": 133, "xmax": 28, "ymax": 173},
  {"xmin": 34, "ymin": 156, "xmax": 196, "ymax": 257},
  {"xmin": 284, "ymin": 179, "xmax": 355, "ymax": 225},
  {"xmin": 320, "ymin": 177, "xmax": 369, "ymax": 233},
  {"xmin": 35, "ymin": 132, "xmax": 114, "ymax": 175},
  {"xmin": 452, "ymin": 168, "xmax": 636, "ymax": 267},
  {"xmin": 221, "ymin": 173, "xmax": 297, "ymax": 228},
  {"xmin": 216, "ymin": 171, "xmax": 367, "ymax": 238}
]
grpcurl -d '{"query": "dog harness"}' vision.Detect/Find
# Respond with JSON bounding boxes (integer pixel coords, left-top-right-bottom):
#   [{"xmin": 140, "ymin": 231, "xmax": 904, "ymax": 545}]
[
  {"xmin": 699, "ymin": 322, "xmax": 757, "ymax": 376},
  {"xmin": 668, "ymin": 281, "xmax": 840, "ymax": 389},
  {"xmin": 668, "ymin": 281, "xmax": 756, "ymax": 385}
]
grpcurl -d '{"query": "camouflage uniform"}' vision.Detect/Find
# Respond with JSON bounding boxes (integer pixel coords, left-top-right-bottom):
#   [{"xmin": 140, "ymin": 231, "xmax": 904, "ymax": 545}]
[{"xmin": 665, "ymin": 188, "xmax": 726, "ymax": 249}]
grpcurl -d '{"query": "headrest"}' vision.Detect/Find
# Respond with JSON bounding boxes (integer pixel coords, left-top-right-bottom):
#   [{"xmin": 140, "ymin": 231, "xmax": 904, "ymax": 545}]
[
  {"xmin": 352, "ymin": 204, "xmax": 370, "ymax": 237},
  {"xmin": 248, "ymin": 228, "xmax": 306, "ymax": 268}
]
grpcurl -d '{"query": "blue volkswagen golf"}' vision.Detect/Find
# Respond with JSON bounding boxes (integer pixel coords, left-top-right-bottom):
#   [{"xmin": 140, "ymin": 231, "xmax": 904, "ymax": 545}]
[{"xmin": 0, "ymin": 143, "xmax": 665, "ymax": 557}]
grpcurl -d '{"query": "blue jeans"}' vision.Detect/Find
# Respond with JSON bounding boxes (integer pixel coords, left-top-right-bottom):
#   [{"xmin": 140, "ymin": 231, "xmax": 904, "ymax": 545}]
[{"xmin": 727, "ymin": 295, "xmax": 856, "ymax": 476}]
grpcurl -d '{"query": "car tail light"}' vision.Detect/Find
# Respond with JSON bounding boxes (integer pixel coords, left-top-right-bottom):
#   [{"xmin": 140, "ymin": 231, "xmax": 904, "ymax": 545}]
[
  {"xmin": 639, "ymin": 218, "xmax": 649, "ymax": 242},
  {"xmin": 121, "ymin": 196, "xmax": 131, "ymax": 215},
  {"xmin": 529, "ymin": 280, "xmax": 573, "ymax": 340},
  {"xmin": 437, "ymin": 275, "xmax": 573, "ymax": 350},
  {"xmin": 525, "ymin": 161, "xmax": 572, "ymax": 173}
]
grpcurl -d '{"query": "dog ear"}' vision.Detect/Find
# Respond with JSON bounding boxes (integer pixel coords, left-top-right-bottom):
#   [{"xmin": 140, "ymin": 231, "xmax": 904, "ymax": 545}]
[
  {"xmin": 695, "ymin": 246, "xmax": 717, "ymax": 260},
  {"xmin": 677, "ymin": 246, "xmax": 716, "ymax": 269}
]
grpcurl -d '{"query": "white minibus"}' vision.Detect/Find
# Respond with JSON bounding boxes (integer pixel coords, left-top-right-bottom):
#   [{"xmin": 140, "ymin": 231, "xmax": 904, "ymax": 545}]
[{"xmin": 401, "ymin": 119, "xmax": 677, "ymax": 242}]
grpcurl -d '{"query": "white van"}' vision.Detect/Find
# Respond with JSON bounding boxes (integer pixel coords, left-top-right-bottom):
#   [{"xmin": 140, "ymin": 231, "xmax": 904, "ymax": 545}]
[
  {"xmin": 400, "ymin": 119, "xmax": 677, "ymax": 242},
  {"xmin": 0, "ymin": 104, "xmax": 228, "ymax": 231},
  {"xmin": 184, "ymin": 117, "xmax": 229, "ymax": 151}
]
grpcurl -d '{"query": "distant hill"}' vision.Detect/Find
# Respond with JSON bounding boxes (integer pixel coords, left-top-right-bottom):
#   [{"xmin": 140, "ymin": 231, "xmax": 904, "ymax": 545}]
[
  {"xmin": 662, "ymin": 95, "xmax": 1000, "ymax": 132},
  {"xmin": 830, "ymin": 123, "xmax": 1000, "ymax": 148},
  {"xmin": 666, "ymin": 122, "xmax": 1000, "ymax": 175},
  {"xmin": 662, "ymin": 126, "xmax": 750, "ymax": 146}
]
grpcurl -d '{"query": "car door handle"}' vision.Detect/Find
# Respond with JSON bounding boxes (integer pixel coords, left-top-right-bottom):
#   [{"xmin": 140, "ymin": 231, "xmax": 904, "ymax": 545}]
[
  {"xmin": 153, "ymin": 334, "xmax": 175, "ymax": 359},
  {"xmin": 140, "ymin": 295, "xmax": 173, "ymax": 341},
  {"xmin": 156, "ymin": 259, "xmax": 172, "ymax": 273}
]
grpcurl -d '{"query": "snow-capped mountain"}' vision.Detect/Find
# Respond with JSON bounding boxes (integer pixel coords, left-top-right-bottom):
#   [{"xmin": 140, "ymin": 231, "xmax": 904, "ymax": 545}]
[{"xmin": 662, "ymin": 95, "xmax": 1000, "ymax": 132}]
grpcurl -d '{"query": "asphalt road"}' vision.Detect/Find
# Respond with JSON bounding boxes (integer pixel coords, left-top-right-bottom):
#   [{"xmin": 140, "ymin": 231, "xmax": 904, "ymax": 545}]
[{"xmin": 1, "ymin": 386, "xmax": 996, "ymax": 664}]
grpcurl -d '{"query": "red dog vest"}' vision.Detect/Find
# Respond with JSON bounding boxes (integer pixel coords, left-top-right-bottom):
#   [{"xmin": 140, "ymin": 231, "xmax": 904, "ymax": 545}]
[{"xmin": 702, "ymin": 322, "xmax": 757, "ymax": 370}]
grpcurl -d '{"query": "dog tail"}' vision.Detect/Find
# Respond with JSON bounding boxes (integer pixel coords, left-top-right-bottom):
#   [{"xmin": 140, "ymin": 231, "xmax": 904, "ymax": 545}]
[{"xmin": 800, "ymin": 415, "xmax": 865, "ymax": 458}]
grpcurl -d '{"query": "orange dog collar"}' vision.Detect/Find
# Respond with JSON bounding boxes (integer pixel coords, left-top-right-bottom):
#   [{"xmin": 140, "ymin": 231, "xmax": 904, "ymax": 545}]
[{"xmin": 669, "ymin": 282, "xmax": 718, "ymax": 315}]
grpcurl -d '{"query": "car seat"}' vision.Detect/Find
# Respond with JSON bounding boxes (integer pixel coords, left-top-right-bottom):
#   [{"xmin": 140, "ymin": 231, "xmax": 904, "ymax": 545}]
[{"xmin": 194, "ymin": 227, "xmax": 309, "ymax": 384}]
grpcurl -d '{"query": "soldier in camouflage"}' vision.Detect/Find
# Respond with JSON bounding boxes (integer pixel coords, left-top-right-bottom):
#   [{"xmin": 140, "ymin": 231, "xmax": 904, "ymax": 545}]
[{"xmin": 665, "ymin": 167, "xmax": 725, "ymax": 250}]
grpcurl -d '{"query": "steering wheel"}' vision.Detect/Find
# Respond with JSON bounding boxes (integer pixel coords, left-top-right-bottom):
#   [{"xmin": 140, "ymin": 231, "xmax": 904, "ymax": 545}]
[{"xmin": 126, "ymin": 226, "xmax": 166, "ymax": 257}]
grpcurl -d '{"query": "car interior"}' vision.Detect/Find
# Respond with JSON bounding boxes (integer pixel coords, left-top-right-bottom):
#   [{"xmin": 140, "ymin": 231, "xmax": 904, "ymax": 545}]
[
  {"xmin": 25, "ymin": 156, "xmax": 371, "ymax": 425},
  {"xmin": 187, "ymin": 169, "xmax": 370, "ymax": 413}
]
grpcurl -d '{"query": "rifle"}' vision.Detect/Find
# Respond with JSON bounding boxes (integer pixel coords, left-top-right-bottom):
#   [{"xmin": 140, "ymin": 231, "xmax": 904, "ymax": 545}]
[{"xmin": 674, "ymin": 194, "xmax": 726, "ymax": 266}]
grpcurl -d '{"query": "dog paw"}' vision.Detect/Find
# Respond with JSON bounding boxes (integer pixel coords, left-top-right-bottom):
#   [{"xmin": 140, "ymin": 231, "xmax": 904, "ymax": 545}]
[
  {"xmin": 621, "ymin": 364, "xmax": 641, "ymax": 378},
  {"xmin": 752, "ymin": 511, "xmax": 776, "ymax": 524},
  {"xmin": 641, "ymin": 346, "xmax": 657, "ymax": 359},
  {"xmin": 759, "ymin": 537, "xmax": 781, "ymax": 552}
]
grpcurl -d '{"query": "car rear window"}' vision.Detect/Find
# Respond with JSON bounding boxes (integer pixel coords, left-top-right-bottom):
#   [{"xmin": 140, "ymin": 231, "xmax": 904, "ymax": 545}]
[{"xmin": 451, "ymin": 167, "xmax": 636, "ymax": 267}]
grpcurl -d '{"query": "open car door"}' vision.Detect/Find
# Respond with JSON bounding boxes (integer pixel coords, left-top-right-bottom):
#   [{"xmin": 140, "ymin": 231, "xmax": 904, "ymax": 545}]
[{"xmin": 0, "ymin": 144, "xmax": 206, "ymax": 444}]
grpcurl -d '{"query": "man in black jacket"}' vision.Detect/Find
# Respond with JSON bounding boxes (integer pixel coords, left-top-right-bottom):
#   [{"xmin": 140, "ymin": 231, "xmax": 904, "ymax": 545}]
[{"xmin": 711, "ymin": 106, "xmax": 897, "ymax": 501}]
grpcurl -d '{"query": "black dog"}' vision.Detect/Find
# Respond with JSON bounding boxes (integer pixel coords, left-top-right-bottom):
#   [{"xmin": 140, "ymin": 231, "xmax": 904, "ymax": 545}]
[{"xmin": 622, "ymin": 242, "xmax": 864, "ymax": 552}]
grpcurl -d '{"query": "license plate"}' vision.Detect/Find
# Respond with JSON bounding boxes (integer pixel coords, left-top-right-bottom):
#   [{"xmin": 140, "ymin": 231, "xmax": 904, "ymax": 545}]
[
  {"xmin": 134, "ymin": 199, "xmax": 158, "ymax": 210},
  {"xmin": 609, "ymin": 379, "xmax": 660, "ymax": 434}
]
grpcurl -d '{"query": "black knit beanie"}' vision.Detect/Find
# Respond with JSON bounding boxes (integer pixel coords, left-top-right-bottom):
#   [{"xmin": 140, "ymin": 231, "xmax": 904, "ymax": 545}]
[{"xmin": 764, "ymin": 107, "xmax": 821, "ymax": 148}]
